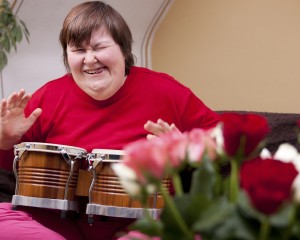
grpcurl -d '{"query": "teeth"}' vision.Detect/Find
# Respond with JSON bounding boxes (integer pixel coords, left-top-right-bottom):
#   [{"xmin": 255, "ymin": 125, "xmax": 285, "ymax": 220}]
[
  {"xmin": 85, "ymin": 68, "xmax": 103, "ymax": 74},
  {"xmin": 86, "ymin": 70, "xmax": 98, "ymax": 74}
]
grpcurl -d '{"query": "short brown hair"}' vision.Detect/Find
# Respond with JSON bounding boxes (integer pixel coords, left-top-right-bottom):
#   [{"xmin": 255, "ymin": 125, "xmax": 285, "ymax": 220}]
[{"xmin": 59, "ymin": 1, "xmax": 135, "ymax": 75}]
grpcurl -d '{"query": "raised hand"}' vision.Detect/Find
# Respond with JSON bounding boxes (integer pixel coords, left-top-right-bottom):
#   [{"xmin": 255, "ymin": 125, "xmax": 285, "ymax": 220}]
[
  {"xmin": 0, "ymin": 89, "xmax": 42, "ymax": 150},
  {"xmin": 144, "ymin": 118, "xmax": 180, "ymax": 140}
]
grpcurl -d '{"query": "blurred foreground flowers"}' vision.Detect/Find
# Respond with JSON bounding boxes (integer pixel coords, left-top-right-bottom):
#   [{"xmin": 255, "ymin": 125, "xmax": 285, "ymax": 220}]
[{"xmin": 113, "ymin": 113, "xmax": 300, "ymax": 240}]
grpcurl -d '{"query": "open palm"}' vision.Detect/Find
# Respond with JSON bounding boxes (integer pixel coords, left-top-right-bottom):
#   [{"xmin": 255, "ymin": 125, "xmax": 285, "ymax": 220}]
[{"xmin": 0, "ymin": 90, "xmax": 42, "ymax": 150}]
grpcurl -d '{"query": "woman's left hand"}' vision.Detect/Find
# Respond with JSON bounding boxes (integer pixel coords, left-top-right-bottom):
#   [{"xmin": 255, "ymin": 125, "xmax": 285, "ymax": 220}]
[{"xmin": 144, "ymin": 118, "xmax": 180, "ymax": 139}]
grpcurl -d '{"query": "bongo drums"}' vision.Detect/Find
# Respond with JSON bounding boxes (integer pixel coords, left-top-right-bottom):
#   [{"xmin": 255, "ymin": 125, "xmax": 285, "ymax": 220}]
[
  {"xmin": 12, "ymin": 142, "xmax": 87, "ymax": 214},
  {"xmin": 86, "ymin": 149, "xmax": 171, "ymax": 222}
]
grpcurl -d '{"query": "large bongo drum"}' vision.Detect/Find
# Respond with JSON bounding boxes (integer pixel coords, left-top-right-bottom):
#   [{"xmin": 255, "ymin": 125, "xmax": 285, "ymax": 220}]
[
  {"xmin": 12, "ymin": 142, "xmax": 87, "ymax": 214},
  {"xmin": 85, "ymin": 149, "xmax": 171, "ymax": 221}
]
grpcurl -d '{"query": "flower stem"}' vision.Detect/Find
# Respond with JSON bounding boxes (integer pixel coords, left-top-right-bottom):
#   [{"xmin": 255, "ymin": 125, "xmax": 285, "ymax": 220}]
[
  {"xmin": 159, "ymin": 183, "xmax": 193, "ymax": 238},
  {"xmin": 229, "ymin": 158, "xmax": 239, "ymax": 202},
  {"xmin": 259, "ymin": 216, "xmax": 270, "ymax": 240},
  {"xmin": 172, "ymin": 172, "xmax": 183, "ymax": 196},
  {"xmin": 282, "ymin": 204, "xmax": 297, "ymax": 240}
]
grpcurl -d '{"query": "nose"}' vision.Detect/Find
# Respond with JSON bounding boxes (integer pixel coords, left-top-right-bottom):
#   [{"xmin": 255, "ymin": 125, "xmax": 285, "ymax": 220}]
[{"xmin": 84, "ymin": 50, "xmax": 97, "ymax": 64}]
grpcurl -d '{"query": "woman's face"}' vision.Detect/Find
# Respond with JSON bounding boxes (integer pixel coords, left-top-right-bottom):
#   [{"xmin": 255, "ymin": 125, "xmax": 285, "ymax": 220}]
[{"xmin": 67, "ymin": 27, "xmax": 126, "ymax": 100}]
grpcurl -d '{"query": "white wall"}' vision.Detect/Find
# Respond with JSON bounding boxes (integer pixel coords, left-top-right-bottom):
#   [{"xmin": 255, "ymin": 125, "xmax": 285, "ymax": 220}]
[{"xmin": 2, "ymin": 0, "xmax": 171, "ymax": 97}]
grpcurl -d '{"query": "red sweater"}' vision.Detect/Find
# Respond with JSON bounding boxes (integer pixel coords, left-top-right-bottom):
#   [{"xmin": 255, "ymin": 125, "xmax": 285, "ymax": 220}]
[{"xmin": 0, "ymin": 66, "xmax": 219, "ymax": 170}]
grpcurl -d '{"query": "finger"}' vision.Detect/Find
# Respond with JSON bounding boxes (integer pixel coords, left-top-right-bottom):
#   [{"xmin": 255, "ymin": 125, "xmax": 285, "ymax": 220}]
[
  {"xmin": 27, "ymin": 108, "xmax": 42, "ymax": 123},
  {"xmin": 170, "ymin": 123, "xmax": 180, "ymax": 132},
  {"xmin": 14, "ymin": 89, "xmax": 26, "ymax": 108},
  {"xmin": 157, "ymin": 119, "xmax": 172, "ymax": 132},
  {"xmin": 20, "ymin": 93, "xmax": 32, "ymax": 109},
  {"xmin": 144, "ymin": 120, "xmax": 154, "ymax": 132},
  {"xmin": 0, "ymin": 99, "xmax": 8, "ymax": 117},
  {"xmin": 144, "ymin": 120, "xmax": 164, "ymax": 136},
  {"xmin": 6, "ymin": 92, "xmax": 18, "ymax": 109},
  {"xmin": 146, "ymin": 134, "xmax": 158, "ymax": 140}
]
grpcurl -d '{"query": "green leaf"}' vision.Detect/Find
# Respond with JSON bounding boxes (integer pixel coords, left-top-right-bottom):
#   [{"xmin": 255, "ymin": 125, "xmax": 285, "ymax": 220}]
[
  {"xmin": 0, "ymin": 50, "xmax": 8, "ymax": 71},
  {"xmin": 129, "ymin": 217, "xmax": 163, "ymax": 237},
  {"xmin": 159, "ymin": 194, "xmax": 191, "ymax": 227},
  {"xmin": 161, "ymin": 230, "xmax": 190, "ymax": 240},
  {"xmin": 290, "ymin": 217, "xmax": 300, "ymax": 239},
  {"xmin": 189, "ymin": 157, "xmax": 217, "ymax": 198},
  {"xmin": 2, "ymin": 34, "xmax": 11, "ymax": 52},
  {"xmin": 172, "ymin": 194, "xmax": 211, "ymax": 225},
  {"xmin": 0, "ymin": 0, "xmax": 30, "ymax": 70},
  {"xmin": 237, "ymin": 190, "xmax": 265, "ymax": 221},
  {"xmin": 269, "ymin": 202, "xmax": 296, "ymax": 227},
  {"xmin": 19, "ymin": 19, "xmax": 30, "ymax": 42},
  {"xmin": 192, "ymin": 197, "xmax": 233, "ymax": 232},
  {"xmin": 155, "ymin": 194, "xmax": 205, "ymax": 239},
  {"xmin": 210, "ymin": 209, "xmax": 257, "ymax": 240},
  {"xmin": 15, "ymin": 25, "xmax": 23, "ymax": 42},
  {"xmin": 11, "ymin": 23, "xmax": 18, "ymax": 41}
]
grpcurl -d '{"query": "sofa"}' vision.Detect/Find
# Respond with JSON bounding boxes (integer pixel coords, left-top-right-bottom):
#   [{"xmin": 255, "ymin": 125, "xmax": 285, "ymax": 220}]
[{"xmin": 0, "ymin": 111, "xmax": 299, "ymax": 203}]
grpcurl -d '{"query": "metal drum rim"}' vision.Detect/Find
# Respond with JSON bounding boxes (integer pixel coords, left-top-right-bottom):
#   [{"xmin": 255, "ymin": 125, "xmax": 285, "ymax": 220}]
[
  {"xmin": 91, "ymin": 149, "xmax": 125, "ymax": 155},
  {"xmin": 89, "ymin": 149, "xmax": 125, "ymax": 162},
  {"xmin": 14, "ymin": 142, "xmax": 87, "ymax": 156}
]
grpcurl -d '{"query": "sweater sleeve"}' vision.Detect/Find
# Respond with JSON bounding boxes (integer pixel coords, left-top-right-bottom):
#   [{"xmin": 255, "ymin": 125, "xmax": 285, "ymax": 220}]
[
  {"xmin": 0, "ymin": 149, "xmax": 15, "ymax": 171},
  {"xmin": 180, "ymin": 91, "xmax": 220, "ymax": 131}
]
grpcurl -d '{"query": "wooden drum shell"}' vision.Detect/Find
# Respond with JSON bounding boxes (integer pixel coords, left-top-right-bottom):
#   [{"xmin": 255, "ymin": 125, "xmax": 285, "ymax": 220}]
[
  {"xmin": 89, "ymin": 150, "xmax": 170, "ymax": 209},
  {"xmin": 14, "ymin": 143, "xmax": 86, "ymax": 201}
]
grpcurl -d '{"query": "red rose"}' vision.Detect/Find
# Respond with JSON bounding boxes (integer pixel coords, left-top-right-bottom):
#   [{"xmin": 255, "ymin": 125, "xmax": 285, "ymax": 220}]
[
  {"xmin": 240, "ymin": 157, "xmax": 298, "ymax": 215},
  {"xmin": 220, "ymin": 113, "xmax": 269, "ymax": 158},
  {"xmin": 297, "ymin": 119, "xmax": 300, "ymax": 128}
]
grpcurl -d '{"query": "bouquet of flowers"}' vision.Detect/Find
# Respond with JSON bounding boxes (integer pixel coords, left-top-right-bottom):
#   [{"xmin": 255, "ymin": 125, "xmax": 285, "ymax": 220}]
[{"xmin": 113, "ymin": 113, "xmax": 300, "ymax": 240}]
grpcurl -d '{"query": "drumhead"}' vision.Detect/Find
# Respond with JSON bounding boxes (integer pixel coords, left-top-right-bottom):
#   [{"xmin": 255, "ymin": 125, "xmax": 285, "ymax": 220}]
[
  {"xmin": 14, "ymin": 142, "xmax": 87, "ymax": 157},
  {"xmin": 89, "ymin": 149, "xmax": 125, "ymax": 162}
]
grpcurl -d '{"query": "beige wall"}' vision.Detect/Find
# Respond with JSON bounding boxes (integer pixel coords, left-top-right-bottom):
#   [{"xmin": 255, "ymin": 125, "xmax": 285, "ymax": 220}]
[{"xmin": 152, "ymin": 0, "xmax": 300, "ymax": 113}]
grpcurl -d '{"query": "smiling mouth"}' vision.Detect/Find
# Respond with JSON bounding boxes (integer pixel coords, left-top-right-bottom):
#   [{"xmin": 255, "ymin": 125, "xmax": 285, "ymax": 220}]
[{"xmin": 84, "ymin": 67, "xmax": 105, "ymax": 74}]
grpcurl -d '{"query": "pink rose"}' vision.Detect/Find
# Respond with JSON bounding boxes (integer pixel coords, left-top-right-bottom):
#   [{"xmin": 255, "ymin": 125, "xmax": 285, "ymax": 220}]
[
  {"xmin": 123, "ymin": 138, "xmax": 168, "ymax": 183},
  {"xmin": 117, "ymin": 231, "xmax": 161, "ymax": 240},
  {"xmin": 159, "ymin": 131, "xmax": 188, "ymax": 168},
  {"xmin": 186, "ymin": 128, "xmax": 217, "ymax": 163},
  {"xmin": 220, "ymin": 113, "xmax": 269, "ymax": 158},
  {"xmin": 240, "ymin": 157, "xmax": 298, "ymax": 215}
]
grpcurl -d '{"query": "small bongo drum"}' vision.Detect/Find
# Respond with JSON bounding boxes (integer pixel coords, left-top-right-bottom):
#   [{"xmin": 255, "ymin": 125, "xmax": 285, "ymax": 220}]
[
  {"xmin": 85, "ymin": 149, "xmax": 171, "ymax": 222},
  {"xmin": 12, "ymin": 142, "xmax": 87, "ymax": 213}
]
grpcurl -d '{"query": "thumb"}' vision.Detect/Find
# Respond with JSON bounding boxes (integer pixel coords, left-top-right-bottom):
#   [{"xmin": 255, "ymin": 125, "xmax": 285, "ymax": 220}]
[
  {"xmin": 146, "ymin": 134, "xmax": 158, "ymax": 140},
  {"xmin": 27, "ymin": 108, "xmax": 42, "ymax": 123}
]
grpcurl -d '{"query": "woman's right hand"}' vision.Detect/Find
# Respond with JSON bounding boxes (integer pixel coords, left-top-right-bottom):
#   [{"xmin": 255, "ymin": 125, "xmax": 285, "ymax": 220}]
[{"xmin": 0, "ymin": 89, "xmax": 42, "ymax": 150}]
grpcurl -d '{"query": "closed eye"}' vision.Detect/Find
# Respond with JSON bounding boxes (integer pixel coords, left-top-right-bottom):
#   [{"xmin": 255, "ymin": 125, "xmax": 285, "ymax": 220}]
[{"xmin": 74, "ymin": 48, "xmax": 85, "ymax": 52}]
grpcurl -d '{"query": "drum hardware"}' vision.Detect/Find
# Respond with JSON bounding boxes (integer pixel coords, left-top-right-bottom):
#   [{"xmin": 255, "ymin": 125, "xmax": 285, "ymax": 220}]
[
  {"xmin": 86, "ymin": 152, "xmax": 100, "ymax": 224},
  {"xmin": 13, "ymin": 142, "xmax": 31, "ymax": 194},
  {"xmin": 86, "ymin": 152, "xmax": 104, "ymax": 204}
]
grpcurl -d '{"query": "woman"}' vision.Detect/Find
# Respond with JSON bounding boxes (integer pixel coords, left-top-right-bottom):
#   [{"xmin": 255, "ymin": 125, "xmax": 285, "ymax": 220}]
[{"xmin": 0, "ymin": 1, "xmax": 219, "ymax": 239}]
